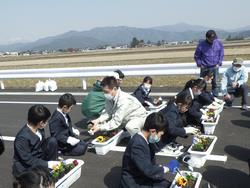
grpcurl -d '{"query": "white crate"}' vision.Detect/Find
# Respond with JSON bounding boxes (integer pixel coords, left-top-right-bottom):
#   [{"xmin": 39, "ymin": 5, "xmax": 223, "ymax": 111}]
[
  {"xmin": 55, "ymin": 159, "xmax": 84, "ymax": 188},
  {"xmin": 202, "ymin": 115, "xmax": 220, "ymax": 135},
  {"xmin": 92, "ymin": 130, "xmax": 124, "ymax": 155},
  {"xmin": 170, "ymin": 171, "xmax": 202, "ymax": 188}
]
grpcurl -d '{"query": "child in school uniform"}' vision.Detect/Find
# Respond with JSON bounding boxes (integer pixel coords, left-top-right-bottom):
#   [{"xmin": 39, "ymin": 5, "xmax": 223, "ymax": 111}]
[
  {"xmin": 13, "ymin": 105, "xmax": 58, "ymax": 177},
  {"xmin": 49, "ymin": 93, "xmax": 88, "ymax": 156},
  {"xmin": 120, "ymin": 112, "xmax": 180, "ymax": 188}
]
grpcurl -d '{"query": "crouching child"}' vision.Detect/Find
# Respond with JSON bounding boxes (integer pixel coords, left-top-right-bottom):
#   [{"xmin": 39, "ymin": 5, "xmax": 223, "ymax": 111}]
[
  {"xmin": 12, "ymin": 105, "xmax": 58, "ymax": 177},
  {"xmin": 49, "ymin": 93, "xmax": 88, "ymax": 156}
]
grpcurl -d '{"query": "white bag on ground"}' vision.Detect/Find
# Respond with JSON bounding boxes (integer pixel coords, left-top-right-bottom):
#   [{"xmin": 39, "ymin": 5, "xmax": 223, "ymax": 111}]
[
  {"xmin": 35, "ymin": 81, "xmax": 45, "ymax": 92},
  {"xmin": 48, "ymin": 79, "xmax": 57, "ymax": 91},
  {"xmin": 43, "ymin": 80, "xmax": 50, "ymax": 91}
]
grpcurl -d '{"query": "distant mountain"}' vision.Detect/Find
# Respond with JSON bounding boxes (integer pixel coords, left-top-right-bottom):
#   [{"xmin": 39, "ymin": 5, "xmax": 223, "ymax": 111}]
[
  {"xmin": 229, "ymin": 25, "xmax": 250, "ymax": 32},
  {"xmin": 151, "ymin": 22, "xmax": 215, "ymax": 32},
  {"xmin": 0, "ymin": 23, "xmax": 250, "ymax": 52}
]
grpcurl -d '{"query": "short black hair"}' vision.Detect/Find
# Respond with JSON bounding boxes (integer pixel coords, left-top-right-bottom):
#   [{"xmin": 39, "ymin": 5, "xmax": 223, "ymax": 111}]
[
  {"xmin": 206, "ymin": 30, "xmax": 217, "ymax": 39},
  {"xmin": 58, "ymin": 93, "xmax": 76, "ymax": 108},
  {"xmin": 143, "ymin": 112, "xmax": 166, "ymax": 132},
  {"xmin": 32, "ymin": 166, "xmax": 55, "ymax": 187},
  {"xmin": 143, "ymin": 76, "xmax": 153, "ymax": 84},
  {"xmin": 101, "ymin": 76, "xmax": 119, "ymax": 89},
  {"xmin": 200, "ymin": 69, "xmax": 214, "ymax": 78},
  {"xmin": 184, "ymin": 78, "xmax": 206, "ymax": 90},
  {"xmin": 175, "ymin": 90, "xmax": 193, "ymax": 106},
  {"xmin": 114, "ymin": 69, "xmax": 125, "ymax": 79},
  {"xmin": 28, "ymin": 105, "xmax": 51, "ymax": 126},
  {"xmin": 13, "ymin": 166, "xmax": 55, "ymax": 188},
  {"xmin": 13, "ymin": 171, "xmax": 41, "ymax": 188}
]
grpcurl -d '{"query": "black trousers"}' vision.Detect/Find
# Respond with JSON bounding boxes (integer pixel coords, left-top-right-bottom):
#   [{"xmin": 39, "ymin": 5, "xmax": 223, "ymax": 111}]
[{"xmin": 227, "ymin": 84, "xmax": 248, "ymax": 105}]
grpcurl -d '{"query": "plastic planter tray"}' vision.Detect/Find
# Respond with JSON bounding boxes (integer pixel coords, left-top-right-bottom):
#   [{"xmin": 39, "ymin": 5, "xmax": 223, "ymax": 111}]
[
  {"xmin": 187, "ymin": 135, "xmax": 217, "ymax": 167},
  {"xmin": 55, "ymin": 159, "xmax": 84, "ymax": 188},
  {"xmin": 170, "ymin": 171, "xmax": 202, "ymax": 188},
  {"xmin": 92, "ymin": 130, "xmax": 124, "ymax": 155},
  {"xmin": 202, "ymin": 114, "xmax": 220, "ymax": 135}
]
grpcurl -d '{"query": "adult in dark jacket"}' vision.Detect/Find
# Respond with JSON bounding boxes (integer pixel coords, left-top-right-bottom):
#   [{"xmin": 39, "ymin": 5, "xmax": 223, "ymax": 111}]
[
  {"xmin": 159, "ymin": 90, "xmax": 199, "ymax": 148},
  {"xmin": 120, "ymin": 112, "xmax": 179, "ymax": 188},
  {"xmin": 49, "ymin": 93, "xmax": 88, "ymax": 156},
  {"xmin": 13, "ymin": 105, "xmax": 58, "ymax": 177}
]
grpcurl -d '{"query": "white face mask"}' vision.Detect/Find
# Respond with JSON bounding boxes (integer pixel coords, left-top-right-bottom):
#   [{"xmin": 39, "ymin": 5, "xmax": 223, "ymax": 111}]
[
  {"xmin": 144, "ymin": 83, "xmax": 151, "ymax": 90},
  {"xmin": 104, "ymin": 93, "xmax": 114, "ymax": 100},
  {"xmin": 148, "ymin": 133, "xmax": 160, "ymax": 143},
  {"xmin": 233, "ymin": 66, "xmax": 241, "ymax": 72},
  {"xmin": 194, "ymin": 90, "xmax": 202, "ymax": 96}
]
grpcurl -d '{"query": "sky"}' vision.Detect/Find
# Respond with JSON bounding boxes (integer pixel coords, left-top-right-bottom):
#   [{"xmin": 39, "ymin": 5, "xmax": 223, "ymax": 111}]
[{"xmin": 0, "ymin": 0, "xmax": 250, "ymax": 45}]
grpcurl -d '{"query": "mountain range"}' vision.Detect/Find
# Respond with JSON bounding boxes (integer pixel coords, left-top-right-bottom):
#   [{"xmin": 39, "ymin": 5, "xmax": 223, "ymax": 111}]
[{"xmin": 1, "ymin": 23, "xmax": 250, "ymax": 52}]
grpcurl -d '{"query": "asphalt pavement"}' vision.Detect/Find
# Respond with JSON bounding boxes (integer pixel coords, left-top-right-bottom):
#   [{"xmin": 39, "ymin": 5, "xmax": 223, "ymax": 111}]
[{"xmin": 0, "ymin": 93, "xmax": 249, "ymax": 188}]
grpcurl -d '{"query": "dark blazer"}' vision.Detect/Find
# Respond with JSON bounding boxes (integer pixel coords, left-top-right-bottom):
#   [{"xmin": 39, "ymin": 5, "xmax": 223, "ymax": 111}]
[
  {"xmin": 120, "ymin": 133, "xmax": 167, "ymax": 188},
  {"xmin": 49, "ymin": 110, "xmax": 75, "ymax": 151},
  {"xmin": 13, "ymin": 125, "xmax": 48, "ymax": 177},
  {"xmin": 132, "ymin": 84, "xmax": 153, "ymax": 107},
  {"xmin": 160, "ymin": 101, "xmax": 186, "ymax": 138},
  {"xmin": 198, "ymin": 91, "xmax": 214, "ymax": 106}
]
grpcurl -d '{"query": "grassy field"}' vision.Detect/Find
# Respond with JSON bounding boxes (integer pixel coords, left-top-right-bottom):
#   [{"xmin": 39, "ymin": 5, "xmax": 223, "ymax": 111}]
[{"xmin": 1, "ymin": 42, "xmax": 250, "ymax": 89}]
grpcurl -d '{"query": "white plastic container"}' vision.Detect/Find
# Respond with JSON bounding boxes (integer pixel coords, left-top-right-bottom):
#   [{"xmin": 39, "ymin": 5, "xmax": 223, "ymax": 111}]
[
  {"xmin": 170, "ymin": 171, "xmax": 202, "ymax": 188},
  {"xmin": 92, "ymin": 130, "xmax": 124, "ymax": 155},
  {"xmin": 202, "ymin": 115, "xmax": 220, "ymax": 135},
  {"xmin": 187, "ymin": 135, "xmax": 217, "ymax": 167},
  {"xmin": 55, "ymin": 159, "xmax": 84, "ymax": 188}
]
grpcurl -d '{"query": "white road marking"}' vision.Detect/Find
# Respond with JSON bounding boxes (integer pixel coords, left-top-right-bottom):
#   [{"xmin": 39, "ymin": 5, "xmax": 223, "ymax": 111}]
[
  {"xmin": 0, "ymin": 101, "xmax": 81, "ymax": 105},
  {"xmin": 2, "ymin": 136, "xmax": 15, "ymax": 141}
]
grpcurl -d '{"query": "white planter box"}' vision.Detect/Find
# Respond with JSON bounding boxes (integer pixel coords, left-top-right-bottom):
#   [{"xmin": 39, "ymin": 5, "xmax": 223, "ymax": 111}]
[
  {"xmin": 187, "ymin": 135, "xmax": 217, "ymax": 167},
  {"xmin": 92, "ymin": 130, "xmax": 124, "ymax": 155},
  {"xmin": 55, "ymin": 159, "xmax": 84, "ymax": 188},
  {"xmin": 170, "ymin": 171, "xmax": 202, "ymax": 188},
  {"xmin": 202, "ymin": 115, "xmax": 220, "ymax": 135}
]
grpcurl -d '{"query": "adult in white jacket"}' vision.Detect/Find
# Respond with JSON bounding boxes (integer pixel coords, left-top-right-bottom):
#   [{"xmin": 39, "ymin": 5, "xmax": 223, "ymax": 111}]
[{"xmin": 90, "ymin": 76, "xmax": 148, "ymax": 136}]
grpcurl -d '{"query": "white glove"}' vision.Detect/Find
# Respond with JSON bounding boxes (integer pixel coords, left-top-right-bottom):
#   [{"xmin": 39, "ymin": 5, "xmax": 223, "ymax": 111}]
[
  {"xmin": 145, "ymin": 101, "xmax": 154, "ymax": 107},
  {"xmin": 48, "ymin": 161, "xmax": 60, "ymax": 169},
  {"xmin": 72, "ymin": 127, "xmax": 80, "ymax": 136},
  {"xmin": 67, "ymin": 136, "xmax": 80, "ymax": 146},
  {"xmin": 184, "ymin": 127, "xmax": 199, "ymax": 135}
]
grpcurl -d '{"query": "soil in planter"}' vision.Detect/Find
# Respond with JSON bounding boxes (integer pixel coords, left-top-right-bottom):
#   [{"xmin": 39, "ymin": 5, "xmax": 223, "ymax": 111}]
[
  {"xmin": 192, "ymin": 136, "xmax": 213, "ymax": 152},
  {"xmin": 95, "ymin": 130, "xmax": 119, "ymax": 143}
]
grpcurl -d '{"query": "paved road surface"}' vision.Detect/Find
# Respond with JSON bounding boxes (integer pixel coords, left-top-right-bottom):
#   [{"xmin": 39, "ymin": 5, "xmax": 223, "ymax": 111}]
[{"xmin": 0, "ymin": 94, "xmax": 249, "ymax": 188}]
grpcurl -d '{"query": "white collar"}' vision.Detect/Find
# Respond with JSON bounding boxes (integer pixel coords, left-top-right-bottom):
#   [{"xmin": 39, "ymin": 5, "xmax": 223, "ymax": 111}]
[
  {"xmin": 189, "ymin": 87, "xmax": 194, "ymax": 99},
  {"xmin": 57, "ymin": 108, "xmax": 69, "ymax": 125},
  {"xmin": 138, "ymin": 131, "xmax": 149, "ymax": 144}
]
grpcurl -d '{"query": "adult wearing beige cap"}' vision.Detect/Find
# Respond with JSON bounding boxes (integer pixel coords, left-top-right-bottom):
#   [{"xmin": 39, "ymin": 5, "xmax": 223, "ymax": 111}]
[{"xmin": 221, "ymin": 58, "xmax": 248, "ymax": 110}]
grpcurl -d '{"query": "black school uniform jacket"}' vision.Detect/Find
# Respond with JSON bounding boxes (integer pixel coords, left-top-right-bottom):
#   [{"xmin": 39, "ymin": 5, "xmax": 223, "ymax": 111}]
[
  {"xmin": 160, "ymin": 101, "xmax": 186, "ymax": 138},
  {"xmin": 13, "ymin": 125, "xmax": 47, "ymax": 177},
  {"xmin": 132, "ymin": 84, "xmax": 153, "ymax": 107},
  {"xmin": 49, "ymin": 110, "xmax": 75, "ymax": 150},
  {"xmin": 120, "ymin": 133, "xmax": 165, "ymax": 188}
]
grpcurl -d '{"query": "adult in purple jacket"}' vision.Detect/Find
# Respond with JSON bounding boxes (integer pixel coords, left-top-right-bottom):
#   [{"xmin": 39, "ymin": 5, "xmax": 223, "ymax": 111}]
[{"xmin": 194, "ymin": 30, "xmax": 224, "ymax": 97}]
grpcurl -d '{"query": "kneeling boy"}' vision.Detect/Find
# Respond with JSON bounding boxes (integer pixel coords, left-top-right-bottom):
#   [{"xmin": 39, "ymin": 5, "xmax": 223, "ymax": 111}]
[{"xmin": 49, "ymin": 93, "xmax": 88, "ymax": 156}]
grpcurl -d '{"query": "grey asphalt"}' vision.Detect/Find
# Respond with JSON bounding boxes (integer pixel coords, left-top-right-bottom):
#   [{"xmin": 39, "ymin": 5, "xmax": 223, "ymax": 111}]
[{"xmin": 0, "ymin": 94, "xmax": 249, "ymax": 188}]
